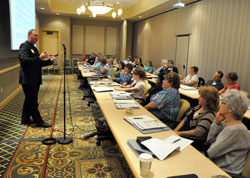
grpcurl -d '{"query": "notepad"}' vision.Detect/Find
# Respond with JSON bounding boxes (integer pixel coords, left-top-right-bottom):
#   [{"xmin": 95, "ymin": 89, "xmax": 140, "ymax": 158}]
[
  {"xmin": 115, "ymin": 103, "xmax": 139, "ymax": 109},
  {"xmin": 124, "ymin": 115, "xmax": 167, "ymax": 130},
  {"xmin": 92, "ymin": 87, "xmax": 113, "ymax": 92},
  {"xmin": 110, "ymin": 92, "xmax": 132, "ymax": 100},
  {"xmin": 141, "ymin": 135, "xmax": 193, "ymax": 161}
]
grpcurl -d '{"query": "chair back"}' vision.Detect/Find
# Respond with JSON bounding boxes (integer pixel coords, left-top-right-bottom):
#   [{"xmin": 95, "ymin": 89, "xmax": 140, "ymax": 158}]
[
  {"xmin": 241, "ymin": 131, "xmax": 250, "ymax": 178},
  {"xmin": 176, "ymin": 99, "xmax": 191, "ymax": 123},
  {"xmin": 65, "ymin": 58, "xmax": 71, "ymax": 66},
  {"xmin": 198, "ymin": 77, "xmax": 205, "ymax": 87},
  {"xmin": 72, "ymin": 58, "xmax": 79, "ymax": 67},
  {"xmin": 178, "ymin": 74, "xmax": 184, "ymax": 80},
  {"xmin": 142, "ymin": 80, "xmax": 152, "ymax": 98},
  {"xmin": 241, "ymin": 90, "xmax": 250, "ymax": 98}
]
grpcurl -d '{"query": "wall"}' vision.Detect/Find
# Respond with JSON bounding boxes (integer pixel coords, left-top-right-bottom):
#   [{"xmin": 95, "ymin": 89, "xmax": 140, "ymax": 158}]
[
  {"xmin": 133, "ymin": 0, "xmax": 250, "ymax": 91},
  {"xmin": 70, "ymin": 18, "xmax": 121, "ymax": 60},
  {"xmin": 38, "ymin": 14, "xmax": 71, "ymax": 61},
  {"xmin": 0, "ymin": 0, "xmax": 20, "ymax": 103}
]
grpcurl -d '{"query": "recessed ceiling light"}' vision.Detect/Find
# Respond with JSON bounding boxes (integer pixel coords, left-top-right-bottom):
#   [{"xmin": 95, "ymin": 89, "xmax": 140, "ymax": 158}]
[
  {"xmin": 89, "ymin": 15, "xmax": 92, "ymax": 17},
  {"xmin": 121, "ymin": 18, "xmax": 125, "ymax": 20},
  {"xmin": 138, "ymin": 16, "xmax": 142, "ymax": 18},
  {"xmin": 40, "ymin": 7, "xmax": 45, "ymax": 10},
  {"xmin": 116, "ymin": 2, "xmax": 120, "ymax": 5},
  {"xmin": 56, "ymin": 13, "xmax": 60, "ymax": 15}
]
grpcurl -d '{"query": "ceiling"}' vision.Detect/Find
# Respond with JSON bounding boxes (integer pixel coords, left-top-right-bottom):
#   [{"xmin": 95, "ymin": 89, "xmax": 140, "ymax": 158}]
[{"xmin": 36, "ymin": 0, "xmax": 199, "ymax": 21}]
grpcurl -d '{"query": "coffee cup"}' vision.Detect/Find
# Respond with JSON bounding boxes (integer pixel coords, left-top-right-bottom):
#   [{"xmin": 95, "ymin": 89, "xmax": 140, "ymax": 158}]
[{"xmin": 139, "ymin": 153, "xmax": 153, "ymax": 176}]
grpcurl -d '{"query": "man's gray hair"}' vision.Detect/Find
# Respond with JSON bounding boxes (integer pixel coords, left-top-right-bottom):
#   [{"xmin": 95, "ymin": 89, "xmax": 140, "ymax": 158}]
[{"xmin": 221, "ymin": 89, "xmax": 249, "ymax": 120}]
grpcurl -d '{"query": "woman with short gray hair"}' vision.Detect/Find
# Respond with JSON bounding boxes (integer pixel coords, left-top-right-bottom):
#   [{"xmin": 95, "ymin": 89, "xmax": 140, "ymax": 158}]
[{"xmin": 207, "ymin": 89, "xmax": 250, "ymax": 175}]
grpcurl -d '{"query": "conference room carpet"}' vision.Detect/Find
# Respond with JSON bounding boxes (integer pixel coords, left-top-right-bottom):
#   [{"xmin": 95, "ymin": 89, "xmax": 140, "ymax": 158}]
[{"xmin": 0, "ymin": 74, "xmax": 132, "ymax": 178}]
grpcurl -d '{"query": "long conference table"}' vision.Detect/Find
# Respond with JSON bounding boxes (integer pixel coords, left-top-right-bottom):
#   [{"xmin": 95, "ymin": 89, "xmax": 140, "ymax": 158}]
[{"xmin": 78, "ymin": 66, "xmax": 231, "ymax": 178}]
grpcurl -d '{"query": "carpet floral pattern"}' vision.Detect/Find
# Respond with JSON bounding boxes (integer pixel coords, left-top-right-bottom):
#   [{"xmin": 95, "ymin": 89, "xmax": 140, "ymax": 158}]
[{"xmin": 1, "ymin": 74, "xmax": 133, "ymax": 178}]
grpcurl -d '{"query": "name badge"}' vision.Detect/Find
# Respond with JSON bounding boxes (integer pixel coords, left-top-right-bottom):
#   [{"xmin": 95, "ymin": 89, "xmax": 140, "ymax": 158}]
[{"xmin": 31, "ymin": 49, "xmax": 35, "ymax": 53}]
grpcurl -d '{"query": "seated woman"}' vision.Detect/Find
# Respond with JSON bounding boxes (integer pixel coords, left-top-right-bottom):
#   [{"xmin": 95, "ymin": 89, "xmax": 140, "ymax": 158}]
[
  {"xmin": 133, "ymin": 57, "xmax": 144, "ymax": 68},
  {"xmin": 144, "ymin": 72, "xmax": 165, "ymax": 105},
  {"xmin": 144, "ymin": 61, "xmax": 153, "ymax": 73},
  {"xmin": 175, "ymin": 86, "xmax": 219, "ymax": 139},
  {"xmin": 114, "ymin": 63, "xmax": 133, "ymax": 86},
  {"xmin": 92, "ymin": 57, "xmax": 101, "ymax": 71},
  {"xmin": 144, "ymin": 73, "xmax": 181, "ymax": 129},
  {"xmin": 114, "ymin": 69, "xmax": 146, "ymax": 101},
  {"xmin": 180, "ymin": 66, "xmax": 199, "ymax": 87},
  {"xmin": 113, "ymin": 61, "xmax": 125, "ymax": 78},
  {"xmin": 219, "ymin": 72, "xmax": 240, "ymax": 95},
  {"xmin": 207, "ymin": 89, "xmax": 250, "ymax": 175}
]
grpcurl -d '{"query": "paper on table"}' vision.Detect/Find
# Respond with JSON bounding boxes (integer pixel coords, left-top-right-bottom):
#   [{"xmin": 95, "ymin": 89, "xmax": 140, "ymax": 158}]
[
  {"xmin": 141, "ymin": 136, "xmax": 193, "ymax": 160},
  {"xmin": 92, "ymin": 87, "xmax": 114, "ymax": 92},
  {"xmin": 163, "ymin": 135, "xmax": 193, "ymax": 151},
  {"xmin": 124, "ymin": 115, "xmax": 155, "ymax": 124},
  {"xmin": 84, "ymin": 72, "xmax": 97, "ymax": 76},
  {"xmin": 142, "ymin": 138, "xmax": 179, "ymax": 161},
  {"xmin": 186, "ymin": 90, "xmax": 199, "ymax": 94},
  {"xmin": 180, "ymin": 84, "xmax": 197, "ymax": 90},
  {"xmin": 115, "ymin": 103, "xmax": 139, "ymax": 109}
]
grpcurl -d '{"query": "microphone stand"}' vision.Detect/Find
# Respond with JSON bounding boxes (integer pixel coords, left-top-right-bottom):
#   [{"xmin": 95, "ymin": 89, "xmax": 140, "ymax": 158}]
[{"xmin": 58, "ymin": 43, "xmax": 73, "ymax": 144}]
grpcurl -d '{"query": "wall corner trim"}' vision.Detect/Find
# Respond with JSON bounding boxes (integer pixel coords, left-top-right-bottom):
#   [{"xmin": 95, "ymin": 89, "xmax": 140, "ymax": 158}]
[{"xmin": 0, "ymin": 86, "xmax": 22, "ymax": 110}]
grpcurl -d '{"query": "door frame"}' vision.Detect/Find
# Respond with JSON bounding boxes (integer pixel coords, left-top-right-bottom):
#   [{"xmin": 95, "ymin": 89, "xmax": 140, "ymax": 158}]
[
  {"xmin": 40, "ymin": 28, "xmax": 62, "ymax": 67},
  {"xmin": 175, "ymin": 34, "xmax": 191, "ymax": 76}
]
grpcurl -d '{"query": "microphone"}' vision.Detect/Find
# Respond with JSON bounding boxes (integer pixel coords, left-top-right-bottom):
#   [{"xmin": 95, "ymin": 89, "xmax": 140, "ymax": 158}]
[{"xmin": 62, "ymin": 42, "xmax": 66, "ymax": 50}]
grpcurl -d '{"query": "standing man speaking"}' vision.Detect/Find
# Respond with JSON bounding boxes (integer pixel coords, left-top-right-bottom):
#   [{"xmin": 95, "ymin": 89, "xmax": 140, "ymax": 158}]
[{"xmin": 19, "ymin": 29, "xmax": 57, "ymax": 127}]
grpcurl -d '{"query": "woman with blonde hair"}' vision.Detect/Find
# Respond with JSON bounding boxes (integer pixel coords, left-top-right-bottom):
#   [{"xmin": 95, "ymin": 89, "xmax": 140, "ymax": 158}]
[{"xmin": 175, "ymin": 86, "xmax": 219, "ymax": 138}]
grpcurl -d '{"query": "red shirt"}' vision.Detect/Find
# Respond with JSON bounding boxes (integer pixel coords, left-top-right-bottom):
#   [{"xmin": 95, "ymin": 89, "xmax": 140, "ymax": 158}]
[{"xmin": 223, "ymin": 84, "xmax": 240, "ymax": 93}]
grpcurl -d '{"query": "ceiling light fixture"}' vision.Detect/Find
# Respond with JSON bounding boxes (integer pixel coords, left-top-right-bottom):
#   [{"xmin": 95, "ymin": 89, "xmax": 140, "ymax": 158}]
[
  {"xmin": 173, "ymin": 0, "xmax": 185, "ymax": 8},
  {"xmin": 112, "ymin": 11, "xmax": 116, "ymax": 18},
  {"xmin": 76, "ymin": 1, "xmax": 122, "ymax": 18},
  {"xmin": 40, "ymin": 7, "xmax": 45, "ymax": 10}
]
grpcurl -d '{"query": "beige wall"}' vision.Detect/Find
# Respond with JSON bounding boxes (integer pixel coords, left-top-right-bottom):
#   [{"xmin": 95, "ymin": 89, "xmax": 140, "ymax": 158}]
[
  {"xmin": 38, "ymin": 14, "xmax": 71, "ymax": 60},
  {"xmin": 70, "ymin": 18, "xmax": 121, "ymax": 59},
  {"xmin": 133, "ymin": 0, "xmax": 250, "ymax": 91}
]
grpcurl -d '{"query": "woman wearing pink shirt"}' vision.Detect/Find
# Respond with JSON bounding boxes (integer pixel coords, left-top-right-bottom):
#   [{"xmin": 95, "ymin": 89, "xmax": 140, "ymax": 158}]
[{"xmin": 219, "ymin": 72, "xmax": 240, "ymax": 95}]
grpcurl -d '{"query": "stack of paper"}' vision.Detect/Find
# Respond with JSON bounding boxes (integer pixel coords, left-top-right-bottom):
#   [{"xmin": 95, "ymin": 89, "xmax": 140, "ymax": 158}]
[
  {"xmin": 89, "ymin": 81, "xmax": 109, "ymax": 85},
  {"xmin": 92, "ymin": 87, "xmax": 114, "ymax": 92},
  {"xmin": 124, "ymin": 115, "xmax": 167, "ymax": 130},
  {"xmin": 180, "ymin": 84, "xmax": 197, "ymax": 90},
  {"xmin": 110, "ymin": 92, "xmax": 132, "ymax": 100},
  {"xmin": 115, "ymin": 103, "xmax": 139, "ymax": 109},
  {"xmin": 141, "ymin": 135, "xmax": 193, "ymax": 160}
]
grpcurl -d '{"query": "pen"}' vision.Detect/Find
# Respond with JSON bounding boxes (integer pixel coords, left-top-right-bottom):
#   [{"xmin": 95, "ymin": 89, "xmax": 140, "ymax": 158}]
[
  {"xmin": 133, "ymin": 117, "xmax": 143, "ymax": 119},
  {"xmin": 172, "ymin": 138, "xmax": 181, "ymax": 143}
]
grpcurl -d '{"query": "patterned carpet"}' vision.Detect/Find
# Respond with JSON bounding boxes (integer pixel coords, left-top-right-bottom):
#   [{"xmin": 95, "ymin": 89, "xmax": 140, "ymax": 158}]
[{"xmin": 0, "ymin": 74, "xmax": 133, "ymax": 178}]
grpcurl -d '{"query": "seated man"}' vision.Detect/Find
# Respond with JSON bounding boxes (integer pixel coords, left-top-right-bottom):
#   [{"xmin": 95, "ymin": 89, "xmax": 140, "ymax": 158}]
[
  {"xmin": 164, "ymin": 60, "xmax": 178, "ymax": 74},
  {"xmin": 154, "ymin": 59, "xmax": 168, "ymax": 75},
  {"xmin": 180, "ymin": 66, "xmax": 199, "ymax": 87},
  {"xmin": 145, "ymin": 73, "xmax": 181, "ymax": 129},
  {"xmin": 87, "ymin": 53, "xmax": 96, "ymax": 65},
  {"xmin": 205, "ymin": 71, "xmax": 224, "ymax": 90}
]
